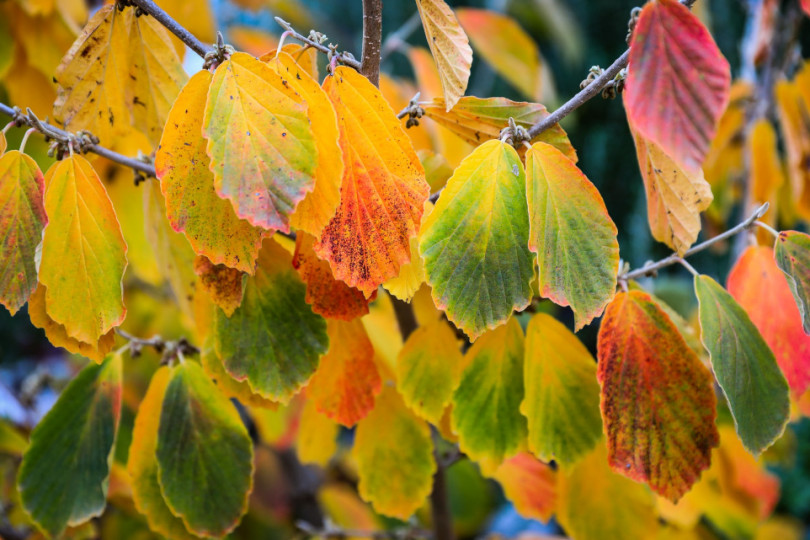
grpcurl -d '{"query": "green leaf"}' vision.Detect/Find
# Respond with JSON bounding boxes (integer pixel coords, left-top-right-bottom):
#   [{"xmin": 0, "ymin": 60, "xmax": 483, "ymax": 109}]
[
  {"xmin": 18, "ymin": 354, "xmax": 123, "ymax": 537},
  {"xmin": 695, "ymin": 274, "xmax": 790, "ymax": 455},
  {"xmin": 156, "ymin": 361, "xmax": 254, "ymax": 537},
  {"xmin": 775, "ymin": 231, "xmax": 810, "ymax": 334},
  {"xmin": 520, "ymin": 313, "xmax": 601, "ymax": 465},
  {"xmin": 419, "ymin": 139, "xmax": 534, "ymax": 340},
  {"xmin": 214, "ymin": 239, "xmax": 328, "ymax": 403}
]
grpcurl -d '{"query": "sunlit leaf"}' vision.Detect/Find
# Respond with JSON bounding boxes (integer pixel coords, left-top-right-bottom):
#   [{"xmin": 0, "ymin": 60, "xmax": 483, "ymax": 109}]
[
  {"xmin": 156, "ymin": 361, "xmax": 253, "ymax": 537},
  {"xmin": 0, "ymin": 150, "xmax": 47, "ymax": 315},
  {"xmin": 296, "ymin": 397, "xmax": 339, "ymax": 467},
  {"xmin": 526, "ymin": 142, "xmax": 618, "ymax": 329},
  {"xmin": 203, "ymin": 51, "xmax": 317, "ymax": 231},
  {"xmin": 39, "ymin": 155, "xmax": 127, "ymax": 344},
  {"xmin": 353, "ymin": 386, "xmax": 435, "ymax": 520},
  {"xmin": 420, "ymin": 140, "xmax": 533, "ymax": 340},
  {"xmin": 775, "ymin": 231, "xmax": 810, "ymax": 335},
  {"xmin": 214, "ymin": 239, "xmax": 328, "ymax": 403},
  {"xmin": 156, "ymin": 70, "xmax": 264, "ymax": 274},
  {"xmin": 19, "ymin": 354, "xmax": 122, "ymax": 538},
  {"xmin": 491, "ymin": 452, "xmax": 556, "ymax": 523},
  {"xmin": 315, "ymin": 66, "xmax": 429, "ymax": 296},
  {"xmin": 597, "ymin": 290, "xmax": 718, "ymax": 501},
  {"xmin": 625, "ymin": 0, "xmax": 731, "ymax": 172},
  {"xmin": 415, "ymin": 0, "xmax": 472, "ymax": 111},
  {"xmin": 695, "ymin": 274, "xmax": 789, "ymax": 455},
  {"xmin": 521, "ymin": 313, "xmax": 601, "ymax": 465},
  {"xmin": 193, "ymin": 256, "xmax": 244, "ymax": 318}
]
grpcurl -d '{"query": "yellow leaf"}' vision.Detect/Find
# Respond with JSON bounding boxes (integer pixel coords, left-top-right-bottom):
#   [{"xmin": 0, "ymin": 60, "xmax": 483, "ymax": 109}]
[
  {"xmin": 159, "ymin": 0, "xmax": 216, "ymax": 43},
  {"xmin": 296, "ymin": 398, "xmax": 338, "ymax": 467},
  {"xmin": 775, "ymin": 74, "xmax": 810, "ymax": 220},
  {"xmin": 260, "ymin": 44, "xmax": 319, "ymax": 81},
  {"xmin": 749, "ymin": 119, "xmax": 784, "ymax": 240},
  {"xmin": 383, "ymin": 202, "xmax": 429, "ymax": 302}
]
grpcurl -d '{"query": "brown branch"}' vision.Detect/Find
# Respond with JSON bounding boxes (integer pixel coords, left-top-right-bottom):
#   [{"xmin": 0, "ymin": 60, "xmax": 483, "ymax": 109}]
[
  {"xmin": 360, "ymin": 0, "xmax": 384, "ymax": 86},
  {"xmin": 126, "ymin": 0, "xmax": 212, "ymax": 58},
  {"xmin": 115, "ymin": 328, "xmax": 199, "ymax": 363},
  {"xmin": 430, "ymin": 430, "xmax": 453, "ymax": 540}
]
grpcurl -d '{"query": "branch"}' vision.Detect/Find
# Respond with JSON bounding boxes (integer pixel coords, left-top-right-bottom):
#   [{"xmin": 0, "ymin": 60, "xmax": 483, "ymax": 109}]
[
  {"xmin": 126, "ymin": 0, "xmax": 212, "ymax": 58},
  {"xmin": 380, "ymin": 11, "xmax": 421, "ymax": 62},
  {"xmin": 360, "ymin": 0, "xmax": 384, "ymax": 86},
  {"xmin": 429, "ymin": 429, "xmax": 453, "ymax": 540},
  {"xmin": 296, "ymin": 520, "xmax": 431, "ymax": 539},
  {"xmin": 618, "ymin": 203, "xmax": 769, "ymax": 282},
  {"xmin": 115, "ymin": 328, "xmax": 199, "ymax": 363},
  {"xmin": 273, "ymin": 18, "xmax": 362, "ymax": 71}
]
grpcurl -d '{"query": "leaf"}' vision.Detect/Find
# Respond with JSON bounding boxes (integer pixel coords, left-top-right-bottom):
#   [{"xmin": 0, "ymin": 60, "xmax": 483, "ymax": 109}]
[
  {"xmin": 128, "ymin": 367, "xmax": 197, "ymax": 540},
  {"xmin": 491, "ymin": 452, "xmax": 556, "ymax": 523},
  {"xmin": 557, "ymin": 443, "xmax": 660, "ymax": 540},
  {"xmin": 521, "ymin": 313, "xmax": 602, "ymax": 466},
  {"xmin": 383, "ymin": 203, "xmax": 429, "ymax": 302},
  {"xmin": 625, "ymin": 0, "xmax": 731, "ymax": 172},
  {"xmin": 597, "ymin": 290, "xmax": 719, "ymax": 501},
  {"xmin": 0, "ymin": 419, "xmax": 27, "ymax": 456},
  {"xmin": 728, "ymin": 246, "xmax": 810, "ymax": 395},
  {"xmin": 0, "ymin": 150, "xmax": 47, "ymax": 315},
  {"xmin": 749, "ymin": 120, "xmax": 784, "ymax": 234},
  {"xmin": 802, "ymin": 0, "xmax": 810, "ymax": 16},
  {"xmin": 775, "ymin": 231, "xmax": 810, "ymax": 334},
  {"xmin": 315, "ymin": 66, "xmax": 429, "ymax": 296},
  {"xmin": 200, "ymin": 342, "xmax": 278, "ymax": 409},
  {"xmin": 0, "ymin": 132, "xmax": 5, "ymax": 154},
  {"xmin": 292, "ymin": 232, "xmax": 371, "ymax": 321},
  {"xmin": 156, "ymin": 70, "xmax": 264, "ymax": 274},
  {"xmin": 422, "ymin": 96, "xmax": 577, "ymax": 163},
  {"xmin": 526, "ymin": 142, "xmax": 619, "ymax": 329},
  {"xmin": 18, "ymin": 354, "xmax": 122, "ymax": 538},
  {"xmin": 39, "ymin": 154, "xmax": 127, "ymax": 344},
  {"xmin": 193, "ymin": 255, "xmax": 244, "ymax": 318},
  {"xmin": 415, "ymin": 0, "xmax": 472, "ymax": 111},
  {"xmin": 203, "ymin": 51, "xmax": 318, "ymax": 231},
  {"xmin": 396, "ymin": 320, "xmax": 464, "ymax": 424},
  {"xmin": 420, "ymin": 139, "xmax": 534, "ymax": 340},
  {"xmin": 452, "ymin": 317, "xmax": 527, "ymax": 466},
  {"xmin": 353, "ymin": 386, "xmax": 436, "ymax": 520},
  {"xmin": 296, "ymin": 397, "xmax": 339, "ymax": 467},
  {"xmin": 156, "ymin": 361, "xmax": 254, "ymax": 537},
  {"xmin": 630, "ymin": 126, "xmax": 713, "ymax": 255},
  {"xmin": 306, "ymin": 319, "xmax": 381, "ymax": 427},
  {"xmin": 695, "ymin": 274, "xmax": 790, "ymax": 455},
  {"xmin": 214, "ymin": 239, "xmax": 328, "ymax": 403},
  {"xmin": 774, "ymin": 78, "xmax": 810, "ymax": 217},
  {"xmin": 267, "ymin": 51, "xmax": 343, "ymax": 237},
  {"xmin": 455, "ymin": 8, "xmax": 543, "ymax": 99}
]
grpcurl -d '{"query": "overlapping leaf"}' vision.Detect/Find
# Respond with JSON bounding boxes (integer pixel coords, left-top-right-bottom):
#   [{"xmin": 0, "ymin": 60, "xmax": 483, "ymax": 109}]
[
  {"xmin": 39, "ymin": 155, "xmax": 127, "ymax": 344},
  {"xmin": 526, "ymin": 142, "xmax": 618, "ymax": 329},
  {"xmin": 193, "ymin": 256, "xmax": 244, "ymax": 317},
  {"xmin": 156, "ymin": 70, "xmax": 264, "ymax": 274},
  {"xmin": 156, "ymin": 361, "xmax": 254, "ymax": 537},
  {"xmin": 420, "ymin": 140, "xmax": 534, "ymax": 340},
  {"xmin": 383, "ymin": 226, "xmax": 426, "ymax": 302},
  {"xmin": 214, "ymin": 239, "xmax": 328, "ymax": 403},
  {"xmin": 19, "ymin": 354, "xmax": 122, "ymax": 538},
  {"xmin": 296, "ymin": 398, "xmax": 338, "ymax": 467},
  {"xmin": 0, "ymin": 150, "xmax": 46, "ymax": 315},
  {"xmin": 521, "ymin": 313, "xmax": 602, "ymax": 466},
  {"xmin": 415, "ymin": 0, "xmax": 472, "ymax": 111},
  {"xmin": 625, "ymin": 0, "xmax": 731, "ymax": 172},
  {"xmin": 200, "ymin": 343, "xmax": 278, "ymax": 409},
  {"xmin": 775, "ymin": 231, "xmax": 810, "ymax": 334},
  {"xmin": 728, "ymin": 246, "xmax": 810, "ymax": 395},
  {"xmin": 353, "ymin": 387, "xmax": 436, "ymax": 520},
  {"xmin": 597, "ymin": 290, "xmax": 718, "ymax": 501},
  {"xmin": 695, "ymin": 275, "xmax": 789, "ymax": 455},
  {"xmin": 491, "ymin": 453, "xmax": 556, "ymax": 523},
  {"xmin": 315, "ymin": 66, "xmax": 429, "ymax": 295},
  {"xmin": 305, "ymin": 319, "xmax": 381, "ymax": 427},
  {"xmin": 203, "ymin": 51, "xmax": 318, "ymax": 231}
]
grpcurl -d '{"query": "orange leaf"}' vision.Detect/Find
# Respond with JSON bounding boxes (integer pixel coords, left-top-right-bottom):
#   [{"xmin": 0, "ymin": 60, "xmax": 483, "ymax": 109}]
[
  {"xmin": 193, "ymin": 256, "xmax": 245, "ymax": 318},
  {"xmin": 625, "ymin": 0, "xmax": 731, "ymax": 172},
  {"xmin": 316, "ymin": 67, "xmax": 429, "ymax": 296},
  {"xmin": 597, "ymin": 290, "xmax": 719, "ymax": 501},
  {"xmin": 491, "ymin": 453, "xmax": 556, "ymax": 523}
]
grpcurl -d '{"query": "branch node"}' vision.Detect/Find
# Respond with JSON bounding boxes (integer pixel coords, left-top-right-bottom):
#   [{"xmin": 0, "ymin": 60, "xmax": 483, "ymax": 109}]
[
  {"xmin": 500, "ymin": 117, "xmax": 532, "ymax": 147},
  {"xmin": 626, "ymin": 6, "xmax": 643, "ymax": 44},
  {"xmin": 397, "ymin": 92, "xmax": 425, "ymax": 127},
  {"xmin": 203, "ymin": 32, "xmax": 234, "ymax": 70}
]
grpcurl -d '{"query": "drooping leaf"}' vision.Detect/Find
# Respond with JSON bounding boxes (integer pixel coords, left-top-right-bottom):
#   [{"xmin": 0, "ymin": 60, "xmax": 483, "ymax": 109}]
[
  {"xmin": 305, "ymin": 319, "xmax": 381, "ymax": 427},
  {"xmin": 420, "ymin": 139, "xmax": 534, "ymax": 340},
  {"xmin": 455, "ymin": 8, "xmax": 543, "ymax": 99},
  {"xmin": 156, "ymin": 70, "xmax": 264, "ymax": 274},
  {"xmin": 128, "ymin": 367, "xmax": 197, "ymax": 540},
  {"xmin": 597, "ymin": 290, "xmax": 718, "ymax": 501},
  {"xmin": 452, "ymin": 317, "xmax": 527, "ymax": 466},
  {"xmin": 19, "ymin": 354, "xmax": 122, "ymax": 538},
  {"xmin": 630, "ymin": 126, "xmax": 713, "ymax": 254},
  {"xmin": 775, "ymin": 231, "xmax": 810, "ymax": 334},
  {"xmin": 415, "ymin": 0, "xmax": 472, "ymax": 111},
  {"xmin": 200, "ymin": 343, "xmax": 278, "ymax": 409},
  {"xmin": 296, "ymin": 397, "xmax": 339, "ymax": 467},
  {"xmin": 695, "ymin": 274, "xmax": 789, "ymax": 455},
  {"xmin": 774, "ymin": 77, "xmax": 810, "ymax": 217},
  {"xmin": 491, "ymin": 452, "xmax": 556, "ymax": 523},
  {"xmin": 526, "ymin": 142, "xmax": 619, "ymax": 329},
  {"xmin": 203, "ymin": 51, "xmax": 318, "ymax": 231},
  {"xmin": 0, "ymin": 150, "xmax": 47, "ymax": 315},
  {"xmin": 39, "ymin": 155, "xmax": 127, "ymax": 344},
  {"xmin": 156, "ymin": 361, "xmax": 254, "ymax": 537},
  {"xmin": 193, "ymin": 255, "xmax": 244, "ymax": 318},
  {"xmin": 625, "ymin": 0, "xmax": 731, "ymax": 172},
  {"xmin": 422, "ymin": 96, "xmax": 576, "ymax": 162},
  {"xmin": 396, "ymin": 320, "xmax": 464, "ymax": 424},
  {"xmin": 214, "ymin": 239, "xmax": 328, "ymax": 403},
  {"xmin": 315, "ymin": 66, "xmax": 429, "ymax": 296},
  {"xmin": 292, "ymin": 232, "xmax": 371, "ymax": 321},
  {"xmin": 383, "ymin": 221, "xmax": 427, "ymax": 302},
  {"xmin": 728, "ymin": 246, "xmax": 810, "ymax": 395},
  {"xmin": 353, "ymin": 386, "xmax": 436, "ymax": 520},
  {"xmin": 521, "ymin": 313, "xmax": 602, "ymax": 466}
]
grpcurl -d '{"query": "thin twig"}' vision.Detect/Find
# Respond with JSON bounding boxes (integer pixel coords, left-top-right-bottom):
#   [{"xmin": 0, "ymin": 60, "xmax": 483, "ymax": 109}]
[
  {"xmin": 430, "ymin": 428, "xmax": 454, "ymax": 540},
  {"xmin": 127, "ymin": 0, "xmax": 212, "ymax": 58},
  {"xmin": 380, "ymin": 11, "xmax": 421, "ymax": 62},
  {"xmin": 273, "ymin": 17, "xmax": 362, "ymax": 70},
  {"xmin": 360, "ymin": 0, "xmax": 384, "ymax": 86},
  {"xmin": 296, "ymin": 520, "xmax": 431, "ymax": 539},
  {"xmin": 115, "ymin": 328, "xmax": 199, "ymax": 363}
]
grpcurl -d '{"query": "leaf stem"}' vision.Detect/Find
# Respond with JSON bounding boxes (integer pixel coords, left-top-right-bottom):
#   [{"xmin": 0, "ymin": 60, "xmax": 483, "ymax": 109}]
[
  {"xmin": 754, "ymin": 220, "xmax": 780, "ymax": 239},
  {"xmin": 126, "ymin": 0, "xmax": 212, "ymax": 58},
  {"xmin": 273, "ymin": 17, "xmax": 362, "ymax": 71}
]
